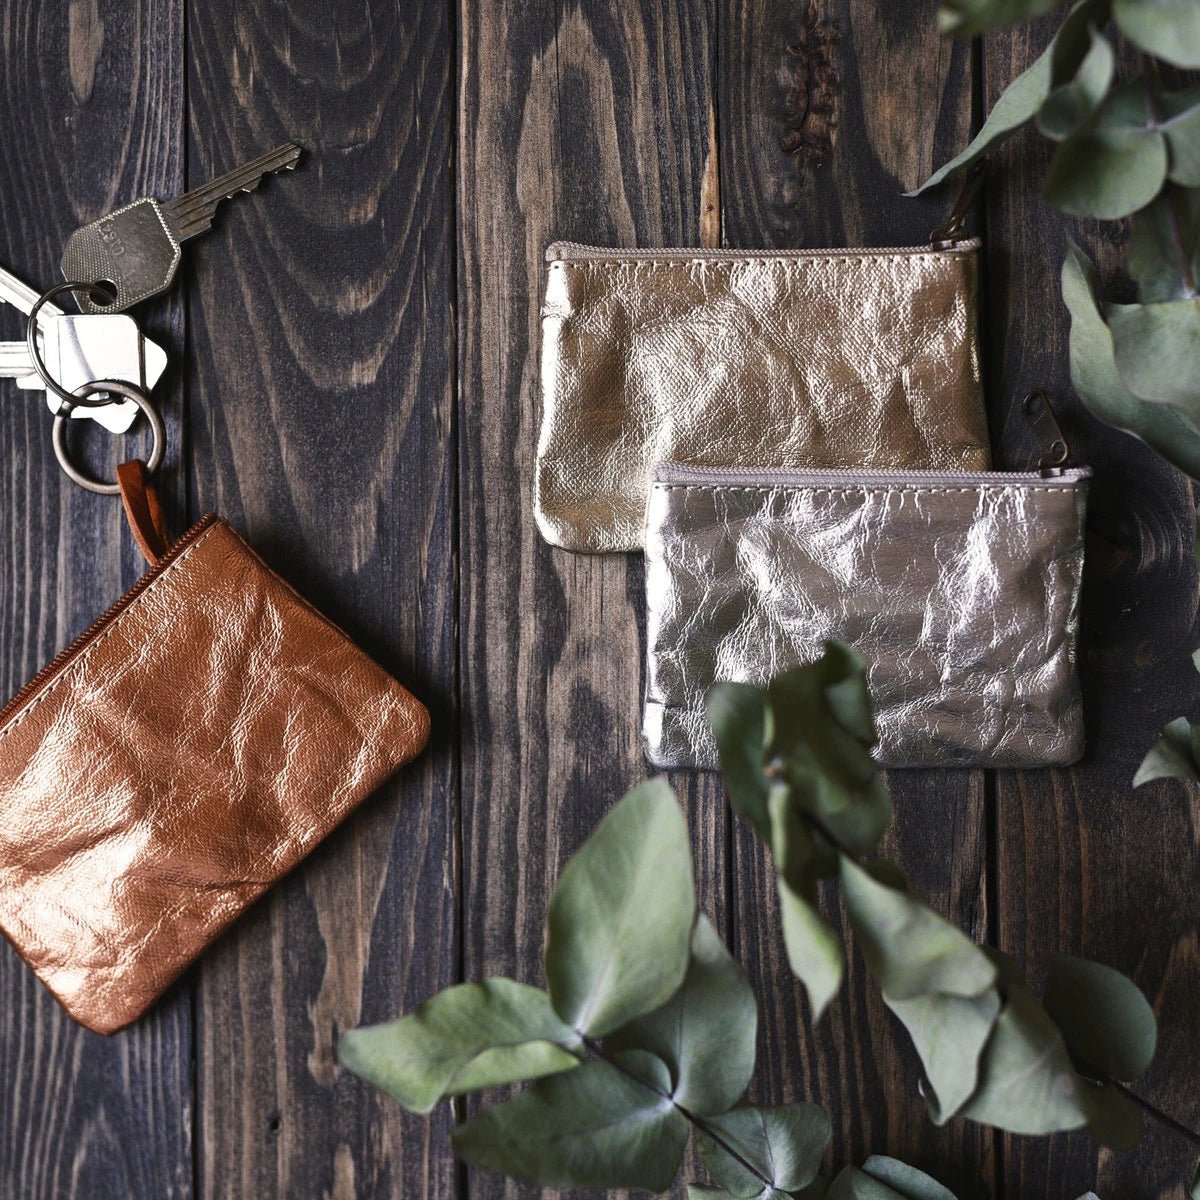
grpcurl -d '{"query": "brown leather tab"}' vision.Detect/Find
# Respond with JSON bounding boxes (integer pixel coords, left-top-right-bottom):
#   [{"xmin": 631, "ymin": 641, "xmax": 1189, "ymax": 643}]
[{"xmin": 117, "ymin": 460, "xmax": 172, "ymax": 565}]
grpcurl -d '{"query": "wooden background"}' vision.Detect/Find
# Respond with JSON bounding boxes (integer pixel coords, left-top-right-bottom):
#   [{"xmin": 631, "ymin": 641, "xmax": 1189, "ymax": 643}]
[{"xmin": 0, "ymin": 1, "xmax": 1196, "ymax": 1197}]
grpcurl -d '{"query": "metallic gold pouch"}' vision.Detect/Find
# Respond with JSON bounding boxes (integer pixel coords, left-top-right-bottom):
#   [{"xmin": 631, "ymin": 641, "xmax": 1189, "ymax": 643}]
[
  {"xmin": 644, "ymin": 462, "xmax": 1090, "ymax": 770},
  {"xmin": 536, "ymin": 240, "xmax": 991, "ymax": 552},
  {"xmin": 0, "ymin": 463, "xmax": 430, "ymax": 1034}
]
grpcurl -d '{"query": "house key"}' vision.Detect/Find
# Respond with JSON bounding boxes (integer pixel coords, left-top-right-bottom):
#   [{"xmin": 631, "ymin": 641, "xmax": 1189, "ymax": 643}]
[
  {"xmin": 61, "ymin": 143, "xmax": 302, "ymax": 313},
  {"xmin": 0, "ymin": 263, "xmax": 166, "ymax": 433}
]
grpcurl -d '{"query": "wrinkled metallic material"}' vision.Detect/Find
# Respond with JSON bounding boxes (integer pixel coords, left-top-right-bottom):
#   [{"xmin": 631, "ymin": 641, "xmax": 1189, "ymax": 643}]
[
  {"xmin": 0, "ymin": 519, "xmax": 430, "ymax": 1034},
  {"xmin": 644, "ymin": 464, "xmax": 1090, "ymax": 769},
  {"xmin": 535, "ymin": 241, "xmax": 991, "ymax": 552}
]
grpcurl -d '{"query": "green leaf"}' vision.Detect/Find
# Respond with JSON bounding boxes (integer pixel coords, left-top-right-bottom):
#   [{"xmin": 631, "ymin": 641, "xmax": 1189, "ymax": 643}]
[
  {"xmin": 1113, "ymin": 0, "xmax": 1200, "ymax": 68},
  {"xmin": 1079, "ymin": 1077, "xmax": 1144, "ymax": 1148},
  {"xmin": 1108, "ymin": 298, "xmax": 1200, "ymax": 406},
  {"xmin": 1062, "ymin": 240, "xmax": 1200, "ymax": 478},
  {"xmin": 1135, "ymin": 715, "xmax": 1200, "ymax": 784},
  {"xmin": 885, "ymin": 989, "xmax": 1002, "ymax": 1121},
  {"xmin": 828, "ymin": 1166, "xmax": 924, "ymax": 1200},
  {"xmin": 337, "ymin": 979, "xmax": 582, "ymax": 1113},
  {"xmin": 545, "ymin": 779, "xmax": 696, "ymax": 1036},
  {"xmin": 1036, "ymin": 26, "xmax": 1114, "ymax": 142},
  {"xmin": 767, "ymin": 645, "xmax": 892, "ymax": 862},
  {"xmin": 689, "ymin": 1188, "xmax": 740, "ymax": 1200},
  {"xmin": 452, "ymin": 1049, "xmax": 689, "ymax": 1190},
  {"xmin": 605, "ymin": 915, "xmax": 757, "ymax": 1116},
  {"xmin": 1046, "ymin": 84, "xmax": 1169, "ymax": 218},
  {"xmin": 696, "ymin": 1103, "xmax": 832, "ymax": 1196},
  {"xmin": 1130, "ymin": 188, "xmax": 1200, "ymax": 303},
  {"xmin": 840, "ymin": 858, "xmax": 997, "ymax": 1002},
  {"xmin": 1191, "ymin": 1156, "xmax": 1200, "ymax": 1199},
  {"xmin": 861, "ymin": 1157, "xmax": 958, "ymax": 1200},
  {"xmin": 914, "ymin": 0, "xmax": 1107, "ymax": 192},
  {"xmin": 1043, "ymin": 955, "xmax": 1157, "ymax": 1080},
  {"xmin": 709, "ymin": 682, "xmax": 772, "ymax": 840},
  {"xmin": 959, "ymin": 985, "xmax": 1092, "ymax": 1135},
  {"xmin": 778, "ymin": 878, "xmax": 846, "ymax": 1020},
  {"xmin": 1161, "ymin": 88, "xmax": 1200, "ymax": 186},
  {"xmin": 769, "ymin": 784, "xmax": 840, "ymax": 897},
  {"xmin": 938, "ymin": 0, "xmax": 1070, "ymax": 38}
]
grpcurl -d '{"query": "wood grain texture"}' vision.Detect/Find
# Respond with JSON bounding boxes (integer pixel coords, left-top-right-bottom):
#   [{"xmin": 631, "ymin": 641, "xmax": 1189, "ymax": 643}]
[
  {"xmin": 184, "ymin": 2, "xmax": 458, "ymax": 1199},
  {"xmin": 0, "ymin": 4, "xmax": 191, "ymax": 1199},
  {"xmin": 455, "ymin": 1, "xmax": 718, "ymax": 1196},
  {"xmin": 718, "ymin": 1, "xmax": 994, "ymax": 1194},
  {"xmin": 0, "ymin": 3, "xmax": 1197, "ymax": 1199},
  {"xmin": 983, "ymin": 17, "xmax": 1200, "ymax": 1200}
]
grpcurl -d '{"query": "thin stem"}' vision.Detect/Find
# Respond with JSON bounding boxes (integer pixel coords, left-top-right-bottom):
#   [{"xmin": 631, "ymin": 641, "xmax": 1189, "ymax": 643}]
[
  {"xmin": 581, "ymin": 1035, "xmax": 776, "ymax": 1190},
  {"xmin": 1112, "ymin": 1080, "xmax": 1200, "ymax": 1149}
]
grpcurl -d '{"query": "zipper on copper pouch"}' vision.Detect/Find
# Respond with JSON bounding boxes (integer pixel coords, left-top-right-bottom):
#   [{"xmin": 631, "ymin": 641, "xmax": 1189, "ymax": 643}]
[{"xmin": 0, "ymin": 512, "xmax": 220, "ymax": 731}]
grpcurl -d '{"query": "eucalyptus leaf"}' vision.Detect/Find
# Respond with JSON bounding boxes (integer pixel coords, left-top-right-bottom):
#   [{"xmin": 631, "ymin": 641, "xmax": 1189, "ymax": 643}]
[
  {"xmin": 1036, "ymin": 25, "xmax": 1114, "ymax": 142},
  {"xmin": 606, "ymin": 915, "xmax": 757, "ymax": 1116},
  {"xmin": 840, "ymin": 857, "xmax": 997, "ymax": 1002},
  {"xmin": 337, "ymin": 978, "xmax": 582, "ymax": 1113},
  {"xmin": 778, "ymin": 877, "xmax": 846, "ymax": 1020},
  {"xmin": 767, "ymin": 645, "xmax": 891, "ymax": 861},
  {"xmin": 1045, "ymin": 108, "xmax": 1168, "ymax": 219},
  {"xmin": 937, "ymin": 0, "xmax": 1069, "ymax": 39},
  {"xmin": 1191, "ymin": 1157, "xmax": 1200, "ymax": 1199},
  {"xmin": 1062, "ymin": 241, "xmax": 1200, "ymax": 478},
  {"xmin": 860, "ymin": 1157, "xmax": 958, "ymax": 1200},
  {"xmin": 1079, "ymin": 1077, "xmax": 1144, "ymax": 1149},
  {"xmin": 769, "ymin": 783, "xmax": 840, "ymax": 897},
  {"xmin": 1043, "ymin": 955, "xmax": 1157, "ymax": 1080},
  {"xmin": 885, "ymin": 988, "xmax": 1002, "ymax": 1120},
  {"xmin": 914, "ymin": 0, "xmax": 1107, "ymax": 193},
  {"xmin": 545, "ymin": 779, "xmax": 696, "ymax": 1036},
  {"xmin": 1130, "ymin": 188, "xmax": 1200, "ymax": 303},
  {"xmin": 689, "ymin": 1187, "xmax": 739, "ymax": 1200},
  {"xmin": 1108, "ymin": 299, "xmax": 1200, "ymax": 406},
  {"xmin": 696, "ymin": 1103, "xmax": 832, "ymax": 1196},
  {"xmin": 828, "ymin": 1167, "xmax": 926, "ymax": 1200},
  {"xmin": 1160, "ymin": 88, "xmax": 1200, "ymax": 187},
  {"xmin": 959, "ymin": 985, "xmax": 1092, "ymax": 1135},
  {"xmin": 452, "ymin": 1049, "xmax": 689, "ymax": 1190},
  {"xmin": 1134, "ymin": 715, "xmax": 1200, "ymax": 784},
  {"xmin": 1113, "ymin": 0, "xmax": 1200, "ymax": 69},
  {"xmin": 709, "ymin": 682, "xmax": 773, "ymax": 839}
]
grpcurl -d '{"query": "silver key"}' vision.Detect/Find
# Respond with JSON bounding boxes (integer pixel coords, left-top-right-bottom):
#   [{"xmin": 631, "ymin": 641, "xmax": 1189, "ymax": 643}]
[
  {"xmin": 0, "ymin": 264, "xmax": 167, "ymax": 433},
  {"xmin": 62, "ymin": 143, "xmax": 302, "ymax": 313}
]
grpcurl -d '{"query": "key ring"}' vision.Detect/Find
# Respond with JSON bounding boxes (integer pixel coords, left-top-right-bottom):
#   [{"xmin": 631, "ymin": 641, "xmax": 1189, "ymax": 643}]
[
  {"xmin": 26, "ymin": 280, "xmax": 124, "ymax": 411},
  {"xmin": 53, "ymin": 380, "xmax": 166, "ymax": 495}
]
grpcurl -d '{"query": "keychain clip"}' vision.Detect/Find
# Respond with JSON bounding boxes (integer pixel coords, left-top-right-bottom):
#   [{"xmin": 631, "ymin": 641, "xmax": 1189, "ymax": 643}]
[
  {"xmin": 1022, "ymin": 389, "xmax": 1071, "ymax": 472},
  {"xmin": 929, "ymin": 159, "xmax": 988, "ymax": 248}
]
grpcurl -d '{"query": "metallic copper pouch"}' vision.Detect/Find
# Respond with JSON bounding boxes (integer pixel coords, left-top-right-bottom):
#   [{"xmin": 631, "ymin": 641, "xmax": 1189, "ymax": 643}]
[
  {"xmin": 0, "ymin": 463, "xmax": 430, "ymax": 1034},
  {"xmin": 644, "ymin": 462, "xmax": 1090, "ymax": 770},
  {"xmin": 536, "ymin": 240, "xmax": 991, "ymax": 552}
]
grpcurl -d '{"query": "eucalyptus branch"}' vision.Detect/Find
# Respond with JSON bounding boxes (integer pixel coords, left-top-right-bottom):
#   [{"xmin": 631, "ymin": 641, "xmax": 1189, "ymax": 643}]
[{"xmin": 581, "ymin": 1034, "xmax": 776, "ymax": 1190}]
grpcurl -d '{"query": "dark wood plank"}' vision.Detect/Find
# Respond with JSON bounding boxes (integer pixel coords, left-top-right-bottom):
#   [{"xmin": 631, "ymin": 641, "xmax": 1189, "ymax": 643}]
[
  {"xmin": 0, "ymin": 3, "xmax": 192, "ymax": 1198},
  {"xmin": 456, "ymin": 0, "xmax": 719, "ymax": 1196},
  {"xmin": 183, "ymin": 3, "xmax": 459, "ymax": 1197},
  {"xmin": 719, "ymin": 2, "xmax": 995, "ymax": 1194},
  {"xmin": 984, "ymin": 17, "xmax": 1200, "ymax": 1200}
]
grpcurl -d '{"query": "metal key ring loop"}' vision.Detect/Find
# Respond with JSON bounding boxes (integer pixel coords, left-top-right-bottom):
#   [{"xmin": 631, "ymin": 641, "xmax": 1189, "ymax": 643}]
[
  {"xmin": 26, "ymin": 280, "xmax": 120, "ymax": 410},
  {"xmin": 52, "ymin": 381, "xmax": 165, "ymax": 495}
]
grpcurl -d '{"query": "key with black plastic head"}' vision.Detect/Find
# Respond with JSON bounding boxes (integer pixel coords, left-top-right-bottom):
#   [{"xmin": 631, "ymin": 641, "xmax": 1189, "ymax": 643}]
[{"xmin": 61, "ymin": 143, "xmax": 302, "ymax": 313}]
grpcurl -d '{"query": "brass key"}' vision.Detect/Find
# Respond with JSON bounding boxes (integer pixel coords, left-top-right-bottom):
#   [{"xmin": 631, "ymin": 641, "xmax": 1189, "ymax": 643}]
[{"xmin": 61, "ymin": 143, "xmax": 302, "ymax": 313}]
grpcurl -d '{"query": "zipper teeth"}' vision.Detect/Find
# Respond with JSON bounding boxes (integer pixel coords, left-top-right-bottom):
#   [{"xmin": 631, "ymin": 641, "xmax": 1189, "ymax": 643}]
[
  {"xmin": 546, "ymin": 238, "xmax": 981, "ymax": 263},
  {"xmin": 0, "ymin": 512, "xmax": 221, "ymax": 731},
  {"xmin": 655, "ymin": 464, "xmax": 1090, "ymax": 488}
]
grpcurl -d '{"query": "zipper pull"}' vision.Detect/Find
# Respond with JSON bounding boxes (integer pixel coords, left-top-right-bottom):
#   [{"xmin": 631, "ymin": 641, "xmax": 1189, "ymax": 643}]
[
  {"xmin": 929, "ymin": 159, "xmax": 988, "ymax": 248},
  {"xmin": 1022, "ymin": 389, "xmax": 1071, "ymax": 473}
]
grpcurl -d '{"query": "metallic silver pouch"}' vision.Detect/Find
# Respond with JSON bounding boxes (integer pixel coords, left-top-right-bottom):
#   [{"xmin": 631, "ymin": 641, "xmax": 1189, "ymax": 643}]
[
  {"xmin": 535, "ymin": 240, "xmax": 992, "ymax": 553},
  {"xmin": 644, "ymin": 462, "xmax": 1091, "ymax": 770}
]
